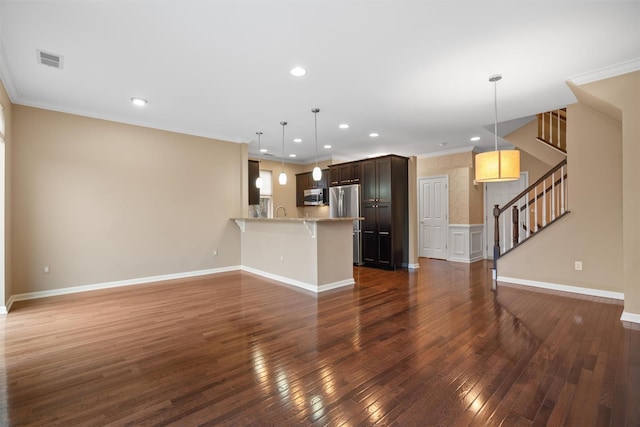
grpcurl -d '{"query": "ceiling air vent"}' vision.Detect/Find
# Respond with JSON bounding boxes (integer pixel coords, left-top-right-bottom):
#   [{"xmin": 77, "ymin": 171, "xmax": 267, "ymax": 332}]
[{"xmin": 37, "ymin": 49, "xmax": 63, "ymax": 69}]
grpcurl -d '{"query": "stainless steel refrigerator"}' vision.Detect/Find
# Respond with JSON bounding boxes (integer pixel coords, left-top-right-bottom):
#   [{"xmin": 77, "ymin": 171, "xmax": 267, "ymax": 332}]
[{"xmin": 329, "ymin": 184, "xmax": 363, "ymax": 265}]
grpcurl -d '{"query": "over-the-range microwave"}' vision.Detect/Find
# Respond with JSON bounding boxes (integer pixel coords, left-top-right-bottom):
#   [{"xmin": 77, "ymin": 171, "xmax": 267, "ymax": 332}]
[{"xmin": 303, "ymin": 188, "xmax": 327, "ymax": 205}]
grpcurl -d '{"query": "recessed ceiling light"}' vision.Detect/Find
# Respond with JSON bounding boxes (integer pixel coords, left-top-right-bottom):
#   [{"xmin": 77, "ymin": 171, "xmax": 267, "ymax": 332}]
[
  {"xmin": 290, "ymin": 66, "xmax": 306, "ymax": 77},
  {"xmin": 260, "ymin": 148, "xmax": 268, "ymax": 153},
  {"xmin": 131, "ymin": 97, "xmax": 148, "ymax": 107},
  {"xmin": 293, "ymin": 138, "xmax": 302, "ymax": 143},
  {"xmin": 369, "ymin": 132, "xmax": 379, "ymax": 137},
  {"xmin": 470, "ymin": 136, "xmax": 481, "ymax": 141},
  {"xmin": 339, "ymin": 124, "xmax": 349, "ymax": 129},
  {"xmin": 324, "ymin": 145, "xmax": 332, "ymax": 149},
  {"xmin": 289, "ymin": 154, "xmax": 297, "ymax": 158}
]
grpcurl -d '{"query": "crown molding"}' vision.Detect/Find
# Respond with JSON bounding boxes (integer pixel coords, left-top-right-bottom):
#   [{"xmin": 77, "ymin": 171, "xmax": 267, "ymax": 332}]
[
  {"xmin": 0, "ymin": 40, "xmax": 18, "ymax": 103},
  {"xmin": 417, "ymin": 146, "xmax": 476, "ymax": 159},
  {"xmin": 567, "ymin": 58, "xmax": 640, "ymax": 86}
]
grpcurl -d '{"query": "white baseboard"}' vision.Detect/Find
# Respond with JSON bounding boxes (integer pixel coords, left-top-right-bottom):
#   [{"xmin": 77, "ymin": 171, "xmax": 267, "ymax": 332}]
[
  {"xmin": 497, "ymin": 275, "xmax": 625, "ymax": 300},
  {"xmin": 240, "ymin": 266, "xmax": 354, "ymax": 293},
  {"xmin": 448, "ymin": 255, "xmax": 484, "ymax": 264},
  {"xmin": 0, "ymin": 264, "xmax": 357, "ymax": 313},
  {"xmin": 620, "ymin": 311, "xmax": 640, "ymax": 325},
  {"xmin": 1, "ymin": 266, "xmax": 242, "ymax": 313},
  {"xmin": 407, "ymin": 263, "xmax": 419, "ymax": 270},
  {"xmin": 318, "ymin": 279, "xmax": 356, "ymax": 292}
]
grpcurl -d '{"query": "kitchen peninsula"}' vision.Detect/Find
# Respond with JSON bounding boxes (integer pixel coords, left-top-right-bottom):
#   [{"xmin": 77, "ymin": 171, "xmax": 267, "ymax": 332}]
[{"xmin": 233, "ymin": 217, "xmax": 361, "ymax": 293}]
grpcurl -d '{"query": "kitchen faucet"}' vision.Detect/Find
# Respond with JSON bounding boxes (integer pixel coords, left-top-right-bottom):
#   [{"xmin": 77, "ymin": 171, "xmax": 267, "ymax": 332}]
[{"xmin": 275, "ymin": 206, "xmax": 287, "ymax": 218}]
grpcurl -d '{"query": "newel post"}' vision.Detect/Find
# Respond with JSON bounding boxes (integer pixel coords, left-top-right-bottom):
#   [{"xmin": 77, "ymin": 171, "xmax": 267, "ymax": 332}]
[{"xmin": 493, "ymin": 204, "xmax": 500, "ymax": 272}]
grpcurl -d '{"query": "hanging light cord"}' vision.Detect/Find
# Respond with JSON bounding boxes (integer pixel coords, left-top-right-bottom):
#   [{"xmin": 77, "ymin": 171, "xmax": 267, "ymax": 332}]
[
  {"xmin": 314, "ymin": 110, "xmax": 319, "ymax": 169},
  {"xmin": 256, "ymin": 131, "xmax": 262, "ymax": 165},
  {"xmin": 493, "ymin": 78, "xmax": 498, "ymax": 151},
  {"xmin": 490, "ymin": 74, "xmax": 502, "ymax": 152},
  {"xmin": 280, "ymin": 121, "xmax": 286, "ymax": 173}
]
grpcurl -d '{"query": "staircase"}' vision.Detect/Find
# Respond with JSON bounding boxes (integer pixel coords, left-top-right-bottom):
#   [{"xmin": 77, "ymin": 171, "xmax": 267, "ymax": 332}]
[
  {"xmin": 537, "ymin": 109, "xmax": 566, "ymax": 153},
  {"xmin": 491, "ymin": 109, "xmax": 569, "ymax": 265}
]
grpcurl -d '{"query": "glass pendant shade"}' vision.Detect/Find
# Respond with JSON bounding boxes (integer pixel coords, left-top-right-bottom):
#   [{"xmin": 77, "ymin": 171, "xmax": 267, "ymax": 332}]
[
  {"xmin": 278, "ymin": 171, "xmax": 287, "ymax": 185},
  {"xmin": 312, "ymin": 166, "xmax": 322, "ymax": 181},
  {"xmin": 475, "ymin": 150, "xmax": 520, "ymax": 182}
]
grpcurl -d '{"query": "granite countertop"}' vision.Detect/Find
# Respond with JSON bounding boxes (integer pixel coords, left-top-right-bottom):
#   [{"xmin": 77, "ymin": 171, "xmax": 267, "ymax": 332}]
[{"xmin": 232, "ymin": 217, "xmax": 364, "ymax": 222}]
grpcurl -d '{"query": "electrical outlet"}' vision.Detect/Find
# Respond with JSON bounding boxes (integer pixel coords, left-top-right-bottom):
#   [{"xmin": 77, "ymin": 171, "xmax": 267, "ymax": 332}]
[
  {"xmin": 43, "ymin": 266, "xmax": 50, "ymax": 274},
  {"xmin": 280, "ymin": 255, "xmax": 284, "ymax": 262},
  {"xmin": 213, "ymin": 250, "xmax": 218, "ymax": 256},
  {"xmin": 574, "ymin": 261, "xmax": 583, "ymax": 271}
]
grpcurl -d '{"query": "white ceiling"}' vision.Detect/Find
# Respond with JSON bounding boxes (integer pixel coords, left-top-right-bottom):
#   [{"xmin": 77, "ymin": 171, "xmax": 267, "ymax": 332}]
[{"xmin": 1, "ymin": 1, "xmax": 638, "ymax": 164}]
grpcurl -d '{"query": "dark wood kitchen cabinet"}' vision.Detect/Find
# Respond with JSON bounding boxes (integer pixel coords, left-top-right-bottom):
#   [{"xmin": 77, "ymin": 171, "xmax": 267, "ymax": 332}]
[
  {"xmin": 362, "ymin": 156, "xmax": 395, "ymax": 203},
  {"xmin": 329, "ymin": 161, "xmax": 361, "ymax": 186},
  {"xmin": 248, "ymin": 160, "xmax": 260, "ymax": 205},
  {"xmin": 360, "ymin": 155, "xmax": 408, "ymax": 269},
  {"xmin": 295, "ymin": 174, "xmax": 308, "ymax": 207},
  {"xmin": 295, "ymin": 169, "xmax": 329, "ymax": 207}
]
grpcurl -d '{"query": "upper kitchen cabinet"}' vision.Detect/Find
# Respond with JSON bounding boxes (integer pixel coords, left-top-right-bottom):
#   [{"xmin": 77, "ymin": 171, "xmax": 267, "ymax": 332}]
[
  {"xmin": 361, "ymin": 155, "xmax": 403, "ymax": 203},
  {"xmin": 329, "ymin": 161, "xmax": 361, "ymax": 186},
  {"xmin": 248, "ymin": 160, "xmax": 260, "ymax": 205},
  {"xmin": 295, "ymin": 169, "xmax": 329, "ymax": 206}
]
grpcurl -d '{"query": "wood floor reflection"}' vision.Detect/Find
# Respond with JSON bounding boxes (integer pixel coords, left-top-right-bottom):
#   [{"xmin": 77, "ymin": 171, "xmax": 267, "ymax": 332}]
[{"xmin": 1, "ymin": 259, "xmax": 638, "ymax": 426}]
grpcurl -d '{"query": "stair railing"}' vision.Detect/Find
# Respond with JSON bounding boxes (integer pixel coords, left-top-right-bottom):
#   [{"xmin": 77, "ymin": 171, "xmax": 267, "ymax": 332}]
[
  {"xmin": 492, "ymin": 159, "xmax": 569, "ymax": 267},
  {"xmin": 537, "ymin": 109, "xmax": 567, "ymax": 153}
]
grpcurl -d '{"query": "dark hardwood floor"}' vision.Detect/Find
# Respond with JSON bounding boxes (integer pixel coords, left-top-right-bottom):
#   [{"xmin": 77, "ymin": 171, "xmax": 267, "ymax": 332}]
[{"xmin": 0, "ymin": 259, "xmax": 638, "ymax": 426}]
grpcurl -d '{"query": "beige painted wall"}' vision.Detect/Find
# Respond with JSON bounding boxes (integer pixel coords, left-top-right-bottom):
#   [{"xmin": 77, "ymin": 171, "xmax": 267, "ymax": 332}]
[
  {"xmin": 0, "ymin": 79, "xmax": 12, "ymax": 306},
  {"xmin": 577, "ymin": 71, "xmax": 640, "ymax": 315},
  {"xmin": 417, "ymin": 151, "xmax": 483, "ymax": 225},
  {"xmin": 519, "ymin": 149, "xmax": 551, "ymax": 184},
  {"xmin": 498, "ymin": 101, "xmax": 623, "ymax": 292},
  {"xmin": 504, "ymin": 121, "xmax": 562, "ymax": 183},
  {"xmin": 505, "ymin": 119, "xmax": 566, "ymax": 168},
  {"xmin": 12, "ymin": 106, "xmax": 244, "ymax": 294}
]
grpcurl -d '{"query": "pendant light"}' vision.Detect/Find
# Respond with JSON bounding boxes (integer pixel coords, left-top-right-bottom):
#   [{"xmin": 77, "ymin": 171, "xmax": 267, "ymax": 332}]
[
  {"xmin": 475, "ymin": 74, "xmax": 520, "ymax": 182},
  {"xmin": 255, "ymin": 131, "xmax": 263, "ymax": 189},
  {"xmin": 311, "ymin": 108, "xmax": 322, "ymax": 181},
  {"xmin": 278, "ymin": 121, "xmax": 288, "ymax": 185}
]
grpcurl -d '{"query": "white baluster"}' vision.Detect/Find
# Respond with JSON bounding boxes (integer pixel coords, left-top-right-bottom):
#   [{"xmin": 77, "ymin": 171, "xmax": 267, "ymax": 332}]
[
  {"xmin": 557, "ymin": 110, "xmax": 561, "ymax": 149},
  {"xmin": 542, "ymin": 180, "xmax": 547, "ymax": 227},
  {"xmin": 561, "ymin": 164, "xmax": 565, "ymax": 214},
  {"xmin": 551, "ymin": 170, "xmax": 556, "ymax": 221},
  {"xmin": 533, "ymin": 186, "xmax": 538, "ymax": 232}
]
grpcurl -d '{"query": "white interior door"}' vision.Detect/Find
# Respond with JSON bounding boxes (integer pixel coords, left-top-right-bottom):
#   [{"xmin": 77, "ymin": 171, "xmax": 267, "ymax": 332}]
[
  {"xmin": 419, "ymin": 176, "xmax": 448, "ymax": 259},
  {"xmin": 484, "ymin": 172, "xmax": 528, "ymax": 259}
]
